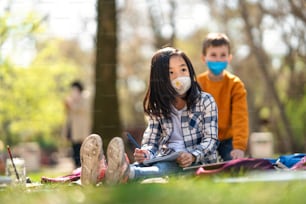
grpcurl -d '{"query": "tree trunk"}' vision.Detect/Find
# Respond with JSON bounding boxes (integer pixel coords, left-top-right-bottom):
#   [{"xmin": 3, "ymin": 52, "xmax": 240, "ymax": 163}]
[{"xmin": 93, "ymin": 0, "xmax": 121, "ymax": 150}]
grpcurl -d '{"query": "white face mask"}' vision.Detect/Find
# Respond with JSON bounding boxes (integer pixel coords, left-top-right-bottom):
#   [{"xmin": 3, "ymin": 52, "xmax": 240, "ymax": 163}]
[{"xmin": 171, "ymin": 76, "xmax": 191, "ymax": 96}]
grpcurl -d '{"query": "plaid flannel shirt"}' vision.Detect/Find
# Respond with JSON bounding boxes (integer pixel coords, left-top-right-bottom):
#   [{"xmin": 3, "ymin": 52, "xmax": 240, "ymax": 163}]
[{"xmin": 142, "ymin": 92, "xmax": 219, "ymax": 164}]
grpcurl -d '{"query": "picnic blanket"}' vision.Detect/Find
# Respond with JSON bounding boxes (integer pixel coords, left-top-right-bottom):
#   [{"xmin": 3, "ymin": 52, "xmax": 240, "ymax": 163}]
[
  {"xmin": 196, "ymin": 153, "xmax": 306, "ymax": 176},
  {"xmin": 196, "ymin": 158, "xmax": 274, "ymax": 176},
  {"xmin": 41, "ymin": 168, "xmax": 81, "ymax": 183},
  {"xmin": 40, "ymin": 154, "xmax": 306, "ymax": 183}
]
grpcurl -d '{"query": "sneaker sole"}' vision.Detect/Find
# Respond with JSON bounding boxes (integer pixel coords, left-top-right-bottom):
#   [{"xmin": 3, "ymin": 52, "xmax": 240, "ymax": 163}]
[
  {"xmin": 80, "ymin": 134, "xmax": 103, "ymax": 185},
  {"xmin": 105, "ymin": 137, "xmax": 125, "ymax": 185}
]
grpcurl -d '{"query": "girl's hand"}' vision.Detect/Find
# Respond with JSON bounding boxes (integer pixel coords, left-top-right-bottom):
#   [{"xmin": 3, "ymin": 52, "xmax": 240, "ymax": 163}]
[
  {"xmin": 133, "ymin": 148, "xmax": 150, "ymax": 163},
  {"xmin": 176, "ymin": 152, "xmax": 195, "ymax": 168}
]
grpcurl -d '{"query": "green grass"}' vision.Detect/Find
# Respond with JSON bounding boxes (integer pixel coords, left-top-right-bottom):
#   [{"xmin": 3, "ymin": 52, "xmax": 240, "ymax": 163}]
[{"xmin": 1, "ymin": 172, "xmax": 305, "ymax": 204}]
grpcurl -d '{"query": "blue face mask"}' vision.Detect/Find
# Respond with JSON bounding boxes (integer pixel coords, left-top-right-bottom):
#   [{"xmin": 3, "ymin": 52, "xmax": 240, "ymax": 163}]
[{"xmin": 206, "ymin": 61, "xmax": 228, "ymax": 75}]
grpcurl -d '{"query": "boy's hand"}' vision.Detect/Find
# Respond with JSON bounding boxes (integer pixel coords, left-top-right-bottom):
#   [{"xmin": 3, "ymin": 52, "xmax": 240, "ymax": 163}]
[{"xmin": 230, "ymin": 149, "xmax": 245, "ymax": 159}]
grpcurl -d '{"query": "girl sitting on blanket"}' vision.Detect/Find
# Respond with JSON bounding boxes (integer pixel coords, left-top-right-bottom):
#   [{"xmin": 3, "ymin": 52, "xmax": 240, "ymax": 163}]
[{"xmin": 80, "ymin": 47, "xmax": 219, "ymax": 185}]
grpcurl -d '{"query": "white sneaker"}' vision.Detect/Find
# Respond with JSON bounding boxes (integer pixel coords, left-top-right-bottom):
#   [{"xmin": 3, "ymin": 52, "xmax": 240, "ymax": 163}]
[
  {"xmin": 80, "ymin": 134, "xmax": 103, "ymax": 185},
  {"xmin": 105, "ymin": 137, "xmax": 130, "ymax": 185}
]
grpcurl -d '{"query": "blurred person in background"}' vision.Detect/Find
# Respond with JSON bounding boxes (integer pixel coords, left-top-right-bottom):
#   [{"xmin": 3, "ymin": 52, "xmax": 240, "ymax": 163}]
[{"xmin": 63, "ymin": 80, "xmax": 91, "ymax": 168}]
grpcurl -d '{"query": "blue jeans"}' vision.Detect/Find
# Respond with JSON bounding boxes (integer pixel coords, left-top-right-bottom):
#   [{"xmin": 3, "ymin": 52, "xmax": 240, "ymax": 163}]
[
  {"xmin": 217, "ymin": 138, "xmax": 233, "ymax": 161},
  {"xmin": 130, "ymin": 161, "xmax": 195, "ymax": 180}
]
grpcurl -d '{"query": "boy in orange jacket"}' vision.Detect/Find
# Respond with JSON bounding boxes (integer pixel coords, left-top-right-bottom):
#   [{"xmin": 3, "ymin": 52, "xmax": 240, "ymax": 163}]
[{"xmin": 197, "ymin": 33, "xmax": 249, "ymax": 161}]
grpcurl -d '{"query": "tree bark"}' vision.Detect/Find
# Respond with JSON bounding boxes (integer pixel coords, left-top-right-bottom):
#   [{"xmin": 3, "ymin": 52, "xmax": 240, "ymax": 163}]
[{"xmin": 93, "ymin": 0, "xmax": 121, "ymax": 150}]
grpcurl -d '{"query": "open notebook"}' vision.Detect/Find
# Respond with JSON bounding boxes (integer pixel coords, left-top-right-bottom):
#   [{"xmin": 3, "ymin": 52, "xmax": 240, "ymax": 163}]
[{"xmin": 143, "ymin": 151, "xmax": 182, "ymax": 166}]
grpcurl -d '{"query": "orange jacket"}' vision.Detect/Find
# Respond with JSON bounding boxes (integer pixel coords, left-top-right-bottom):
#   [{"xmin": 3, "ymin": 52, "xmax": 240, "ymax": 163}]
[{"xmin": 197, "ymin": 70, "xmax": 249, "ymax": 151}]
